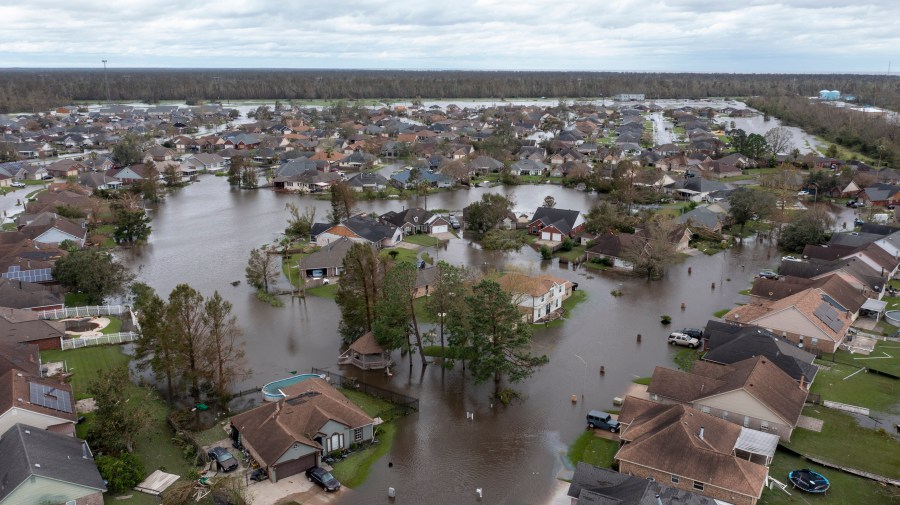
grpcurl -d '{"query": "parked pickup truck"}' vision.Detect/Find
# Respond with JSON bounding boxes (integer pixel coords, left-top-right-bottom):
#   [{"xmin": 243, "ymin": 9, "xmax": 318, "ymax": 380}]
[
  {"xmin": 586, "ymin": 410, "xmax": 620, "ymax": 432},
  {"xmin": 667, "ymin": 332, "xmax": 700, "ymax": 348}
]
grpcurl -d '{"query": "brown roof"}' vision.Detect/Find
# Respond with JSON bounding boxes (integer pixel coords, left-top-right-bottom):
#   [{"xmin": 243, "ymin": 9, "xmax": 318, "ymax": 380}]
[
  {"xmin": 586, "ymin": 232, "xmax": 643, "ymax": 257},
  {"xmin": 802, "ymin": 244, "xmax": 856, "ymax": 261},
  {"xmin": 349, "ymin": 332, "xmax": 384, "ymax": 355},
  {"xmin": 647, "ymin": 356, "xmax": 807, "ymax": 425},
  {"xmin": 496, "ymin": 272, "xmax": 571, "ymax": 297},
  {"xmin": 231, "ymin": 377, "xmax": 373, "ymax": 466},
  {"xmin": 0, "ymin": 307, "xmax": 65, "ymax": 345},
  {"xmin": 725, "ymin": 287, "xmax": 852, "ymax": 343},
  {"xmin": 0, "ymin": 369, "xmax": 77, "ymax": 422},
  {"xmin": 0, "ymin": 342, "xmax": 41, "ymax": 376},
  {"xmin": 616, "ymin": 397, "xmax": 768, "ymax": 499}
]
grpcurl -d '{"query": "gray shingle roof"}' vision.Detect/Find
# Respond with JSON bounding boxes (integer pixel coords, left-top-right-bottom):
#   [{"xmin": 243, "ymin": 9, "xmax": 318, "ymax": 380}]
[{"xmin": 703, "ymin": 320, "xmax": 818, "ymax": 384}]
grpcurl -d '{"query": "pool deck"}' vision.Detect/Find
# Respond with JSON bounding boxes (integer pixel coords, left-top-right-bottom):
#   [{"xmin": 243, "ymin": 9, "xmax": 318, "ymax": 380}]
[{"xmin": 261, "ymin": 373, "xmax": 323, "ymax": 401}]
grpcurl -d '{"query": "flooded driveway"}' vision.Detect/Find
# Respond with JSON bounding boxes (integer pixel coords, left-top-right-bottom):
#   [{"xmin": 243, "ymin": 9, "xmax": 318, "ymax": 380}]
[{"xmin": 123, "ymin": 177, "xmax": 817, "ymax": 504}]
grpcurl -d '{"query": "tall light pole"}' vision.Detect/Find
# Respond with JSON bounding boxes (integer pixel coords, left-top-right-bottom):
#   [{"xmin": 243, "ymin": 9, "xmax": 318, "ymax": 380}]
[
  {"xmin": 574, "ymin": 354, "xmax": 587, "ymax": 400},
  {"xmin": 101, "ymin": 60, "xmax": 111, "ymax": 104}
]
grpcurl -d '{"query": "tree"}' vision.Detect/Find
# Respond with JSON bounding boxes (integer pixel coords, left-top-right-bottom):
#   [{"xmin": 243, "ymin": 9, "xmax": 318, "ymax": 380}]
[
  {"xmin": 779, "ymin": 211, "xmax": 831, "ymax": 253},
  {"xmin": 112, "ymin": 205, "xmax": 152, "ymax": 244},
  {"xmin": 624, "ymin": 218, "xmax": 678, "ymax": 280},
  {"xmin": 167, "ymin": 284, "xmax": 210, "ymax": 404},
  {"xmin": 460, "ymin": 279, "xmax": 548, "ymax": 388},
  {"xmin": 240, "ymin": 166, "xmax": 258, "ymax": 189},
  {"xmin": 464, "ymin": 193, "xmax": 514, "ymax": 232},
  {"xmin": 52, "ymin": 249, "xmax": 133, "ymax": 304},
  {"xmin": 162, "ymin": 163, "xmax": 180, "ymax": 186},
  {"xmin": 765, "ymin": 127, "xmax": 794, "ymax": 156},
  {"xmin": 329, "ymin": 180, "xmax": 356, "ymax": 223},
  {"xmin": 440, "ymin": 158, "xmax": 471, "ymax": 182},
  {"xmin": 132, "ymin": 284, "xmax": 179, "ymax": 402},
  {"xmin": 584, "ymin": 202, "xmax": 627, "ymax": 235},
  {"xmin": 228, "ymin": 155, "xmax": 244, "ymax": 186},
  {"xmin": 111, "ymin": 135, "xmax": 143, "ymax": 166},
  {"xmin": 285, "ymin": 202, "xmax": 316, "ymax": 239},
  {"xmin": 374, "ymin": 261, "xmax": 427, "ymax": 371},
  {"xmin": 140, "ymin": 161, "xmax": 163, "ymax": 203},
  {"xmin": 245, "ymin": 247, "xmax": 278, "ymax": 293},
  {"xmin": 825, "ymin": 144, "xmax": 839, "ymax": 159},
  {"xmin": 543, "ymin": 195, "xmax": 556, "ymax": 208},
  {"xmin": 727, "ymin": 187, "xmax": 776, "ymax": 235},
  {"xmin": 96, "ymin": 453, "xmax": 145, "ymax": 493},
  {"xmin": 424, "ymin": 262, "xmax": 470, "ymax": 356},
  {"xmin": 335, "ymin": 243, "xmax": 384, "ymax": 342},
  {"xmin": 87, "ymin": 367, "xmax": 151, "ymax": 454},
  {"xmin": 203, "ymin": 291, "xmax": 248, "ymax": 402}
]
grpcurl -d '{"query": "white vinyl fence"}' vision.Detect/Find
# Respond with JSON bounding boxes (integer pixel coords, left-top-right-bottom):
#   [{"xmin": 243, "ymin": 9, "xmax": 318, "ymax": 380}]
[
  {"xmin": 60, "ymin": 332, "xmax": 140, "ymax": 350},
  {"xmin": 38, "ymin": 305, "xmax": 126, "ymax": 320}
]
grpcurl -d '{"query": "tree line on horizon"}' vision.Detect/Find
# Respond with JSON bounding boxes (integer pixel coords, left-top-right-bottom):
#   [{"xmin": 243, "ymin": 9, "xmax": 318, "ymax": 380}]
[{"xmin": 1, "ymin": 69, "xmax": 898, "ymax": 113}]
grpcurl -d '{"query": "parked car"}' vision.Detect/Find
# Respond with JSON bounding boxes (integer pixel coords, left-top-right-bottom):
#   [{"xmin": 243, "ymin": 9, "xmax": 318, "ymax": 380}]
[
  {"xmin": 10, "ymin": 181, "xmax": 25, "ymax": 188},
  {"xmin": 680, "ymin": 328, "xmax": 703, "ymax": 339},
  {"xmin": 797, "ymin": 190, "xmax": 810, "ymax": 196},
  {"xmin": 250, "ymin": 468, "xmax": 268, "ymax": 482},
  {"xmin": 854, "ymin": 218, "xmax": 864, "ymax": 226},
  {"xmin": 586, "ymin": 410, "xmax": 620, "ymax": 432},
  {"xmin": 668, "ymin": 332, "xmax": 700, "ymax": 348},
  {"xmin": 448, "ymin": 214, "xmax": 460, "ymax": 229},
  {"xmin": 207, "ymin": 447, "xmax": 239, "ymax": 472},
  {"xmin": 782, "ymin": 255, "xmax": 802, "ymax": 262},
  {"xmin": 758, "ymin": 270, "xmax": 779, "ymax": 280},
  {"xmin": 307, "ymin": 466, "xmax": 341, "ymax": 492}
]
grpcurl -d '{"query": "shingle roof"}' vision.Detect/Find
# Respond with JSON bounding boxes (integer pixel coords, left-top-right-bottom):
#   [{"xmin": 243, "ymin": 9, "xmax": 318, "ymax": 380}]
[
  {"xmin": 0, "ymin": 423, "xmax": 105, "ymax": 502},
  {"xmin": 0, "ymin": 307, "xmax": 65, "ymax": 345},
  {"xmin": 302, "ymin": 238, "xmax": 355, "ymax": 270},
  {"xmin": 0, "ymin": 342, "xmax": 41, "ymax": 377},
  {"xmin": 529, "ymin": 206, "xmax": 582, "ymax": 234},
  {"xmin": 0, "ymin": 278, "xmax": 61, "ymax": 309},
  {"xmin": 348, "ymin": 332, "xmax": 385, "ymax": 355},
  {"xmin": 703, "ymin": 320, "xmax": 818, "ymax": 384},
  {"xmin": 567, "ymin": 463, "xmax": 712, "ymax": 505},
  {"xmin": 616, "ymin": 398, "xmax": 768, "ymax": 499}
]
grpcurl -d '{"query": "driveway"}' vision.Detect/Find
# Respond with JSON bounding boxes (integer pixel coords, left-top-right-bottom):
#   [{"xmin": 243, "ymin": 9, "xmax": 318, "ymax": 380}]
[{"xmin": 0, "ymin": 185, "xmax": 42, "ymax": 223}]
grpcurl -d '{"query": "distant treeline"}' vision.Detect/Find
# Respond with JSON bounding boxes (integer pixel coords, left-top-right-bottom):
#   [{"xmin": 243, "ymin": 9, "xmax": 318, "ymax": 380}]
[
  {"xmin": 1, "ymin": 69, "xmax": 898, "ymax": 114},
  {"xmin": 747, "ymin": 95, "xmax": 899, "ymax": 167}
]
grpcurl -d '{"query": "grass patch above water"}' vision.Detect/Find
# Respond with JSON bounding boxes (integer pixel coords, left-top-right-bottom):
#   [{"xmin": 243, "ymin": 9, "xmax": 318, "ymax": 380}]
[
  {"xmin": 100, "ymin": 316, "xmax": 123, "ymax": 334},
  {"xmin": 632, "ymin": 377, "xmax": 651, "ymax": 385},
  {"xmin": 41, "ymin": 345, "xmax": 131, "ymax": 398},
  {"xmin": 402, "ymin": 234, "xmax": 442, "ymax": 247},
  {"xmin": 712, "ymin": 308, "xmax": 730, "ymax": 318},
  {"xmin": 542, "ymin": 290, "xmax": 588, "ymax": 328},
  {"xmin": 567, "ymin": 430, "xmax": 619, "ymax": 469},
  {"xmin": 809, "ymin": 359, "xmax": 899, "ymax": 414},
  {"xmin": 306, "ymin": 282, "xmax": 338, "ymax": 299},
  {"xmin": 674, "ymin": 348, "xmax": 702, "ymax": 372},
  {"xmin": 331, "ymin": 422, "xmax": 397, "ymax": 489}
]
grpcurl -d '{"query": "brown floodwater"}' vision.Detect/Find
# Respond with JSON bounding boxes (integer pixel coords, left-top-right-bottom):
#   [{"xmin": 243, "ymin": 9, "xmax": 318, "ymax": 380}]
[{"xmin": 123, "ymin": 176, "xmax": 851, "ymax": 505}]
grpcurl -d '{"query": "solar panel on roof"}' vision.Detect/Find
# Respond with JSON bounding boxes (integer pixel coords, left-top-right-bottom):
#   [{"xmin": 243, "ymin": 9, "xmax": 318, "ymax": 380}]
[
  {"xmin": 813, "ymin": 303, "xmax": 844, "ymax": 333},
  {"xmin": 2, "ymin": 268, "xmax": 52, "ymax": 283},
  {"xmin": 821, "ymin": 294, "xmax": 847, "ymax": 312},
  {"xmin": 29, "ymin": 382, "xmax": 73, "ymax": 414}
]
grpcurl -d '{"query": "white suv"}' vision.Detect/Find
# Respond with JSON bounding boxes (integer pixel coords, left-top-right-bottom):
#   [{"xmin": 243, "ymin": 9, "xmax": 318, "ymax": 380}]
[{"xmin": 667, "ymin": 332, "xmax": 700, "ymax": 348}]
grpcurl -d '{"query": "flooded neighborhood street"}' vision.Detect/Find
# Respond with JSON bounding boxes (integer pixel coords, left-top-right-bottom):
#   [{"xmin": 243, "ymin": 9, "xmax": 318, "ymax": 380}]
[{"xmin": 124, "ymin": 177, "xmax": 793, "ymax": 504}]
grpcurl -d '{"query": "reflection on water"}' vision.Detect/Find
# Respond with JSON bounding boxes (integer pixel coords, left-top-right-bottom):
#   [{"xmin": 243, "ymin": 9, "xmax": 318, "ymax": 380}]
[{"xmin": 123, "ymin": 177, "xmax": 808, "ymax": 504}]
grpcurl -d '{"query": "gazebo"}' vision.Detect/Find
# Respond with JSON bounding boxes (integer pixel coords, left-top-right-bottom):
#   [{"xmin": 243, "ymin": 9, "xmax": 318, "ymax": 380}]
[{"xmin": 338, "ymin": 332, "xmax": 392, "ymax": 370}]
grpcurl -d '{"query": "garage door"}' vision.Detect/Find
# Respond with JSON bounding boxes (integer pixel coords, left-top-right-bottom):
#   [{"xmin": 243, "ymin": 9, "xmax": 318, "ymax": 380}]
[
  {"xmin": 273, "ymin": 452, "xmax": 317, "ymax": 482},
  {"xmin": 552, "ymin": 233, "xmax": 562, "ymax": 241},
  {"xmin": 431, "ymin": 225, "xmax": 448, "ymax": 234},
  {"xmin": 541, "ymin": 231, "xmax": 551, "ymax": 240}
]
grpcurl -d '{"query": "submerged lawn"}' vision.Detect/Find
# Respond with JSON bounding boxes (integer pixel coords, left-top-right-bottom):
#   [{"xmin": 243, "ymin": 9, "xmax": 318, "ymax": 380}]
[{"xmin": 330, "ymin": 389, "xmax": 399, "ymax": 488}]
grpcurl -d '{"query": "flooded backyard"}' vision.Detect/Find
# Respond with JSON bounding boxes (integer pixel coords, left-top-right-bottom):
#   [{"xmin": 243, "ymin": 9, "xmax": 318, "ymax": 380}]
[{"xmin": 124, "ymin": 177, "xmax": 851, "ymax": 504}]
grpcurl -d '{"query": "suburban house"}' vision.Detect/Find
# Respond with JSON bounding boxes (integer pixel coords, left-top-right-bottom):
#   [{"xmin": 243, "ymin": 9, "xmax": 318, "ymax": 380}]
[
  {"xmin": 230, "ymin": 377, "xmax": 375, "ymax": 483},
  {"xmin": 0, "ymin": 423, "xmax": 105, "ymax": 505},
  {"xmin": 527, "ymin": 207, "xmax": 585, "ymax": 241},
  {"xmin": 585, "ymin": 232, "xmax": 643, "ymax": 270},
  {"xmin": 183, "ymin": 153, "xmax": 227, "ymax": 173},
  {"xmin": 45, "ymin": 160, "xmax": 85, "ymax": 179},
  {"xmin": 379, "ymin": 208, "xmax": 437, "ymax": 235},
  {"xmin": 676, "ymin": 206, "xmax": 725, "ymax": 233},
  {"xmin": 412, "ymin": 266, "xmax": 440, "ymax": 299},
  {"xmin": 273, "ymin": 169, "xmax": 340, "ymax": 193},
  {"xmin": 0, "ymin": 307, "xmax": 66, "ymax": 350},
  {"xmin": 20, "ymin": 213, "xmax": 87, "ymax": 247},
  {"xmin": 671, "ymin": 178, "xmax": 729, "ymax": 202},
  {"xmin": 389, "ymin": 169, "xmax": 453, "ymax": 189},
  {"xmin": 645, "ymin": 356, "xmax": 808, "ymax": 440},
  {"xmin": 703, "ymin": 320, "xmax": 818, "ymax": 387},
  {"xmin": 106, "ymin": 165, "xmax": 150, "ymax": 186},
  {"xmin": 78, "ymin": 172, "xmax": 122, "ymax": 191},
  {"xmin": 0, "ymin": 367, "xmax": 77, "ymax": 436},
  {"xmin": 860, "ymin": 183, "xmax": 900, "ymax": 206},
  {"xmin": 0, "ymin": 278, "xmax": 62, "ymax": 311},
  {"xmin": 497, "ymin": 272, "xmax": 574, "ymax": 323},
  {"xmin": 346, "ymin": 172, "xmax": 389, "ymax": 192},
  {"xmin": 299, "ymin": 238, "xmax": 355, "ymax": 279},
  {"xmin": 567, "ymin": 462, "xmax": 710, "ymax": 505},
  {"xmin": 338, "ymin": 332, "xmax": 392, "ymax": 371},
  {"xmin": 616, "ymin": 397, "xmax": 772, "ymax": 505},
  {"xmin": 723, "ymin": 286, "xmax": 853, "ymax": 353},
  {"xmin": 312, "ymin": 215, "xmax": 402, "ymax": 249},
  {"xmin": 777, "ymin": 258, "xmax": 885, "ymax": 300},
  {"xmin": 749, "ymin": 275, "xmax": 867, "ymax": 321},
  {"xmin": 509, "ymin": 159, "xmax": 546, "ymax": 176}
]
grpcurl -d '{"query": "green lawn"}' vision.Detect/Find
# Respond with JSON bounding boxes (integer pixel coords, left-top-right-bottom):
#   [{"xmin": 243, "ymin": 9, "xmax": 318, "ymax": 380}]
[
  {"xmin": 810, "ymin": 359, "xmax": 899, "ymax": 413},
  {"xmin": 339, "ymin": 388, "xmax": 394, "ymax": 417},
  {"xmin": 281, "ymin": 252, "xmax": 305, "ymax": 288},
  {"xmin": 759, "ymin": 449, "xmax": 898, "ymax": 505},
  {"xmin": 330, "ymin": 389, "xmax": 398, "ymax": 488},
  {"xmin": 543, "ymin": 290, "xmax": 588, "ymax": 328},
  {"xmin": 64, "ymin": 292, "xmax": 91, "ymax": 306},
  {"xmin": 783, "ymin": 407, "xmax": 900, "ymax": 479},
  {"xmin": 712, "ymin": 308, "xmax": 730, "ymax": 318},
  {"xmin": 823, "ymin": 341, "xmax": 900, "ymax": 376},
  {"xmin": 632, "ymin": 377, "xmax": 651, "ymax": 385},
  {"xmin": 555, "ymin": 245, "xmax": 585, "ymax": 262},
  {"xmin": 306, "ymin": 282, "xmax": 338, "ymax": 299},
  {"xmin": 380, "ymin": 246, "xmax": 418, "ymax": 264},
  {"xmin": 567, "ymin": 431, "xmax": 619, "ymax": 469},
  {"xmin": 41, "ymin": 345, "xmax": 131, "ymax": 398},
  {"xmin": 402, "ymin": 234, "xmax": 442, "ymax": 247},
  {"xmin": 100, "ymin": 316, "xmax": 123, "ymax": 334},
  {"xmin": 674, "ymin": 348, "xmax": 702, "ymax": 372}
]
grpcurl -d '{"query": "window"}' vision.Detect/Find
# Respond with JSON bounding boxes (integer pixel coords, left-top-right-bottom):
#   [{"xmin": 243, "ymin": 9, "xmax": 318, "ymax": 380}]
[
  {"xmin": 811, "ymin": 338, "xmax": 819, "ymax": 345},
  {"xmin": 328, "ymin": 433, "xmax": 343, "ymax": 452},
  {"xmin": 701, "ymin": 406, "xmax": 710, "ymax": 414},
  {"xmin": 650, "ymin": 393, "xmax": 659, "ymax": 401},
  {"xmin": 671, "ymin": 475, "xmax": 680, "ymax": 484},
  {"xmin": 761, "ymin": 421, "xmax": 770, "ymax": 431},
  {"xmin": 693, "ymin": 481, "xmax": 705, "ymax": 491},
  {"xmin": 354, "ymin": 427, "xmax": 363, "ymax": 442},
  {"xmin": 743, "ymin": 416, "xmax": 751, "ymax": 427}
]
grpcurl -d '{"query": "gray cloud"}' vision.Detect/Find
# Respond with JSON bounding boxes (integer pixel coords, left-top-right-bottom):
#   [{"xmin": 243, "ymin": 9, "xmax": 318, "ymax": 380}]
[{"xmin": 0, "ymin": 0, "xmax": 897, "ymax": 72}]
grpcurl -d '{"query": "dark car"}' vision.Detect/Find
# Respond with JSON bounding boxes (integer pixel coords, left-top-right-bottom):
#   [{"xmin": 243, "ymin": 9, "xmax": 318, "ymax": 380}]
[
  {"xmin": 759, "ymin": 270, "xmax": 779, "ymax": 280},
  {"xmin": 207, "ymin": 447, "xmax": 239, "ymax": 472},
  {"xmin": 680, "ymin": 328, "xmax": 703, "ymax": 339},
  {"xmin": 586, "ymin": 410, "xmax": 620, "ymax": 432},
  {"xmin": 448, "ymin": 214, "xmax": 461, "ymax": 230},
  {"xmin": 307, "ymin": 466, "xmax": 341, "ymax": 492}
]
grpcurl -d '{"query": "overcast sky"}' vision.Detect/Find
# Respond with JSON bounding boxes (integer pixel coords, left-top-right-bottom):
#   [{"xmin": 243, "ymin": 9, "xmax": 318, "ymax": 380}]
[{"xmin": 1, "ymin": 0, "xmax": 897, "ymax": 73}]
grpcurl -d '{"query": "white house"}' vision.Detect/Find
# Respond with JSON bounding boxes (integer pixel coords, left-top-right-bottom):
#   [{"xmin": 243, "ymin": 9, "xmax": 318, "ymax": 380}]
[{"xmin": 497, "ymin": 272, "xmax": 574, "ymax": 323}]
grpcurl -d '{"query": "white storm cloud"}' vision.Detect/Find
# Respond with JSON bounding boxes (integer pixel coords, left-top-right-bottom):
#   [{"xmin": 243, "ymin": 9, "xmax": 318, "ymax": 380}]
[{"xmin": 0, "ymin": 0, "xmax": 897, "ymax": 72}]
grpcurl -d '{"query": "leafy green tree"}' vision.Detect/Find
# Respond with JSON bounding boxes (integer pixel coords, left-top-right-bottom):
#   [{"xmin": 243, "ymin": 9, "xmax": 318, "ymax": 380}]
[
  {"xmin": 329, "ymin": 180, "xmax": 356, "ymax": 223},
  {"xmin": 132, "ymin": 284, "xmax": 179, "ymax": 402},
  {"xmin": 245, "ymin": 247, "xmax": 278, "ymax": 293},
  {"xmin": 113, "ymin": 207, "xmax": 152, "ymax": 244},
  {"xmin": 740, "ymin": 133, "xmax": 769, "ymax": 160},
  {"xmin": 52, "ymin": 249, "xmax": 134, "ymax": 304},
  {"xmin": 460, "ymin": 279, "xmax": 548, "ymax": 388},
  {"xmin": 203, "ymin": 291, "xmax": 248, "ymax": 403},
  {"xmin": 624, "ymin": 217, "xmax": 678, "ymax": 280},
  {"xmin": 374, "ymin": 262, "xmax": 427, "ymax": 371},
  {"xmin": 779, "ymin": 211, "xmax": 831, "ymax": 253},
  {"xmin": 727, "ymin": 187, "xmax": 775, "ymax": 235},
  {"xmin": 87, "ymin": 367, "xmax": 150, "ymax": 454},
  {"xmin": 285, "ymin": 203, "xmax": 316, "ymax": 239},
  {"xmin": 166, "ymin": 284, "xmax": 210, "ymax": 404},
  {"xmin": 111, "ymin": 135, "xmax": 144, "ymax": 166},
  {"xmin": 465, "ymin": 193, "xmax": 513, "ymax": 232},
  {"xmin": 96, "ymin": 453, "xmax": 145, "ymax": 493},
  {"xmin": 424, "ymin": 262, "xmax": 470, "ymax": 356},
  {"xmin": 140, "ymin": 161, "xmax": 163, "ymax": 203},
  {"xmin": 162, "ymin": 163, "xmax": 180, "ymax": 186},
  {"xmin": 335, "ymin": 243, "xmax": 384, "ymax": 342},
  {"xmin": 240, "ymin": 166, "xmax": 258, "ymax": 189},
  {"xmin": 227, "ymin": 155, "xmax": 244, "ymax": 186}
]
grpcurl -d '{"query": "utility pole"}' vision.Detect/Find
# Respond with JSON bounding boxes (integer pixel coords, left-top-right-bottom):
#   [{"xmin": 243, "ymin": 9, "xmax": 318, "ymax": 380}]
[{"xmin": 101, "ymin": 60, "xmax": 111, "ymax": 104}]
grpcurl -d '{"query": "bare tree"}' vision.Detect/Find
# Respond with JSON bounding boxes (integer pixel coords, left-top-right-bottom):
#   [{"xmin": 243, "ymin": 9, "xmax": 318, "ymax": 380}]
[
  {"xmin": 440, "ymin": 158, "xmax": 472, "ymax": 182},
  {"xmin": 765, "ymin": 127, "xmax": 795, "ymax": 156},
  {"xmin": 624, "ymin": 218, "xmax": 678, "ymax": 280}
]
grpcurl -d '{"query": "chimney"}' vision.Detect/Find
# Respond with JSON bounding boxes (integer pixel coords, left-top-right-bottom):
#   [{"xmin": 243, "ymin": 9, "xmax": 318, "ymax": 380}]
[
  {"xmin": 799, "ymin": 374, "xmax": 806, "ymax": 390},
  {"xmin": 699, "ymin": 426, "xmax": 705, "ymax": 440}
]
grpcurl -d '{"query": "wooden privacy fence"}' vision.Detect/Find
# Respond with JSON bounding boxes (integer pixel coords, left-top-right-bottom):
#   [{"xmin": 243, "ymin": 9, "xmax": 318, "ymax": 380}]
[{"xmin": 60, "ymin": 332, "xmax": 140, "ymax": 350}]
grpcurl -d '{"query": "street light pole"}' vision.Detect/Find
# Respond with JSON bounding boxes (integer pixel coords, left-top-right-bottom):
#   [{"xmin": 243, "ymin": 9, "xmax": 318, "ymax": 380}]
[
  {"xmin": 101, "ymin": 60, "xmax": 111, "ymax": 104},
  {"xmin": 574, "ymin": 354, "xmax": 587, "ymax": 400}
]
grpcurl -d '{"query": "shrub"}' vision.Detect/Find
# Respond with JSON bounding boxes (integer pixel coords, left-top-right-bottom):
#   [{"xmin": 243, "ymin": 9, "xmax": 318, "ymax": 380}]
[
  {"xmin": 660, "ymin": 314, "xmax": 672, "ymax": 324},
  {"xmin": 561, "ymin": 237, "xmax": 574, "ymax": 251},
  {"xmin": 96, "ymin": 453, "xmax": 145, "ymax": 493},
  {"xmin": 481, "ymin": 229, "xmax": 529, "ymax": 251},
  {"xmin": 540, "ymin": 245, "xmax": 552, "ymax": 260}
]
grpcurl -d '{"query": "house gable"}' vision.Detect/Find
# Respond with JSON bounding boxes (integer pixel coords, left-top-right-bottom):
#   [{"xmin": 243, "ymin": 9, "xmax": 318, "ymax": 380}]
[
  {"xmin": 752, "ymin": 307, "xmax": 833, "ymax": 343},
  {"xmin": 696, "ymin": 388, "xmax": 788, "ymax": 426},
  {"xmin": 2, "ymin": 475, "xmax": 102, "ymax": 505}
]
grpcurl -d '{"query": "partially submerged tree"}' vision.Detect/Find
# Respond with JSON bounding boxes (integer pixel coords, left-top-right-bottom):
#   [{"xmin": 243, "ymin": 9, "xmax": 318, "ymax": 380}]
[
  {"xmin": 52, "ymin": 249, "xmax": 134, "ymax": 304},
  {"xmin": 765, "ymin": 126, "xmax": 795, "ymax": 156},
  {"xmin": 245, "ymin": 246, "xmax": 279, "ymax": 293},
  {"xmin": 335, "ymin": 243, "xmax": 385, "ymax": 342},
  {"xmin": 166, "ymin": 284, "xmax": 209, "ymax": 404},
  {"xmin": 203, "ymin": 291, "xmax": 248, "ymax": 401},
  {"xmin": 374, "ymin": 261, "xmax": 427, "ymax": 371},
  {"xmin": 465, "ymin": 193, "xmax": 514, "ymax": 232},
  {"xmin": 329, "ymin": 180, "xmax": 356, "ymax": 223},
  {"xmin": 624, "ymin": 218, "xmax": 679, "ymax": 280},
  {"xmin": 727, "ymin": 187, "xmax": 775, "ymax": 235},
  {"xmin": 285, "ymin": 202, "xmax": 316, "ymax": 239},
  {"xmin": 779, "ymin": 210, "xmax": 832, "ymax": 253},
  {"xmin": 227, "ymin": 155, "xmax": 244, "ymax": 186},
  {"xmin": 132, "ymin": 284, "xmax": 180, "ymax": 402},
  {"xmin": 424, "ymin": 262, "xmax": 471, "ymax": 356}
]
